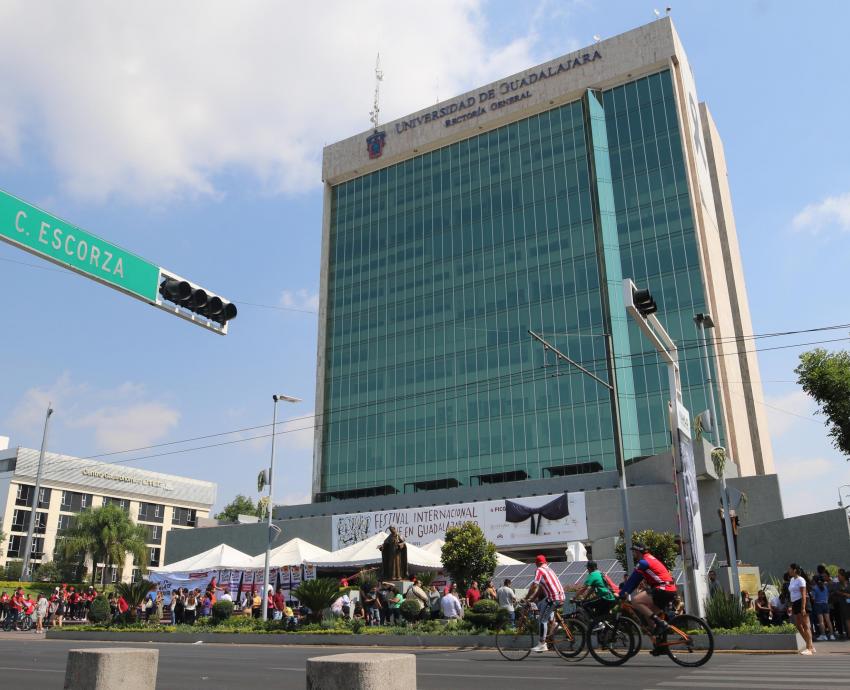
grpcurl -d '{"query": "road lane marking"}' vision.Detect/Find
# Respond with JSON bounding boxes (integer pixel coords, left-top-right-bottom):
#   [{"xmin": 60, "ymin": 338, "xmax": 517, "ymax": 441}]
[{"xmin": 0, "ymin": 667, "xmax": 63, "ymax": 673}]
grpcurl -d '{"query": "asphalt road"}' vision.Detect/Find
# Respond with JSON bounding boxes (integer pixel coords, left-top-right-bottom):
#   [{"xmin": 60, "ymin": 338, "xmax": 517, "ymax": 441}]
[{"xmin": 1, "ymin": 635, "xmax": 848, "ymax": 689}]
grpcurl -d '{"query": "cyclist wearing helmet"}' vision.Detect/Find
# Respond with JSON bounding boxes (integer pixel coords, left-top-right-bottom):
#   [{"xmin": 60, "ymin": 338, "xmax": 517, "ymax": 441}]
[
  {"xmin": 522, "ymin": 555, "xmax": 565, "ymax": 653},
  {"xmin": 619, "ymin": 542, "xmax": 677, "ymax": 635}
]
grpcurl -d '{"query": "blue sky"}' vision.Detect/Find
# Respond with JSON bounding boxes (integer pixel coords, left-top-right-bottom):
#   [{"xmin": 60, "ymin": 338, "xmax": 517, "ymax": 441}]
[{"xmin": 1, "ymin": 1, "xmax": 848, "ymax": 519}]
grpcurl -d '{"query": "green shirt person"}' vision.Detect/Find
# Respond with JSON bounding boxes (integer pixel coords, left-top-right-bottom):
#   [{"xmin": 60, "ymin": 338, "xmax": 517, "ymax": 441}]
[{"xmin": 575, "ymin": 561, "xmax": 617, "ymax": 618}]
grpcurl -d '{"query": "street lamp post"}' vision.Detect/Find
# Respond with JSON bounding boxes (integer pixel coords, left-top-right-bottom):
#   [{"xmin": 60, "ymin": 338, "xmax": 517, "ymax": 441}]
[
  {"xmin": 839, "ymin": 485, "xmax": 850, "ymax": 510},
  {"xmin": 21, "ymin": 403, "xmax": 53, "ymax": 582},
  {"xmin": 261, "ymin": 393, "xmax": 301, "ymax": 622},
  {"xmin": 694, "ymin": 313, "xmax": 740, "ymax": 598}
]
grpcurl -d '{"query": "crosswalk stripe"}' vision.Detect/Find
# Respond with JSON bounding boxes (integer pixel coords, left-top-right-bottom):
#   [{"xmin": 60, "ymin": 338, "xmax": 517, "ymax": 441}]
[
  {"xmin": 655, "ymin": 682, "xmax": 844, "ymax": 689},
  {"xmin": 690, "ymin": 675, "xmax": 849, "ymax": 683}
]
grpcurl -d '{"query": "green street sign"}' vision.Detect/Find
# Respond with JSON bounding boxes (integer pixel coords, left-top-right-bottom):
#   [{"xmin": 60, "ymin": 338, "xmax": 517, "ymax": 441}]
[{"xmin": 0, "ymin": 188, "xmax": 160, "ymax": 302}]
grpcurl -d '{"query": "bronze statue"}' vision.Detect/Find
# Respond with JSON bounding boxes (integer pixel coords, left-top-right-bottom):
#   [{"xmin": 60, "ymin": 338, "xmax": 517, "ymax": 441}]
[{"xmin": 378, "ymin": 526, "xmax": 407, "ymax": 580}]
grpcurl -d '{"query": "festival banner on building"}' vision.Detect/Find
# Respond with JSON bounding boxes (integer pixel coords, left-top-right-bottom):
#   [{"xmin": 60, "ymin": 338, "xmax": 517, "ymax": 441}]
[{"xmin": 331, "ymin": 492, "xmax": 587, "ymax": 549}]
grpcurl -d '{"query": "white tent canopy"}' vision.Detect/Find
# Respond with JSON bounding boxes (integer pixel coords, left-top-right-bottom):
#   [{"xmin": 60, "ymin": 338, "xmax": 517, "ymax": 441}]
[
  {"xmin": 420, "ymin": 538, "xmax": 523, "ymax": 566},
  {"xmin": 313, "ymin": 533, "xmax": 443, "ymax": 570},
  {"xmin": 154, "ymin": 544, "xmax": 254, "ymax": 572},
  {"xmin": 247, "ymin": 537, "xmax": 331, "ymax": 569}
]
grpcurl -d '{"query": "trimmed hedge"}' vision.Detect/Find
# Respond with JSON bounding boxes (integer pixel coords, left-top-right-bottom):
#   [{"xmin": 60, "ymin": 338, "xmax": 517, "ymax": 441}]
[
  {"xmin": 88, "ymin": 595, "xmax": 111, "ymax": 623},
  {"xmin": 211, "ymin": 600, "xmax": 234, "ymax": 623}
]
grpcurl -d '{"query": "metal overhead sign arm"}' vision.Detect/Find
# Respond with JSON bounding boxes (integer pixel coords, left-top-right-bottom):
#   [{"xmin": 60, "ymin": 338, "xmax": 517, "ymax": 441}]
[{"xmin": 0, "ymin": 188, "xmax": 235, "ymax": 335}]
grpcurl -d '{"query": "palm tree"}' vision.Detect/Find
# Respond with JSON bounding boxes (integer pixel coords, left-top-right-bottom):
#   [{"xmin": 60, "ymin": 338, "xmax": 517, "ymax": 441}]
[
  {"xmin": 59, "ymin": 505, "xmax": 149, "ymax": 586},
  {"xmin": 114, "ymin": 579, "xmax": 156, "ymax": 623},
  {"xmin": 293, "ymin": 578, "xmax": 342, "ymax": 623}
]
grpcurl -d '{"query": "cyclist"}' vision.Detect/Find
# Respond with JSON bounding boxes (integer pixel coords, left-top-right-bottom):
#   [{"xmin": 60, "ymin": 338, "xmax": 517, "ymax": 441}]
[
  {"xmin": 522, "ymin": 555, "xmax": 565, "ymax": 653},
  {"xmin": 574, "ymin": 561, "xmax": 618, "ymax": 618},
  {"xmin": 619, "ymin": 542, "xmax": 677, "ymax": 642}
]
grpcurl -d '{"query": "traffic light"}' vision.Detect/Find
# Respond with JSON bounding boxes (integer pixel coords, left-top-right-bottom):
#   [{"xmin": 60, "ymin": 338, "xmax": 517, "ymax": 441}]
[
  {"xmin": 158, "ymin": 275, "xmax": 237, "ymax": 326},
  {"xmin": 632, "ymin": 287, "xmax": 658, "ymax": 317}
]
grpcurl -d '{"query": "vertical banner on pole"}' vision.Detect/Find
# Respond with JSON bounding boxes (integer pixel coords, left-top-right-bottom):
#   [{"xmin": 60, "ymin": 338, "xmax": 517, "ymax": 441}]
[{"xmin": 303, "ymin": 563, "xmax": 317, "ymax": 581}]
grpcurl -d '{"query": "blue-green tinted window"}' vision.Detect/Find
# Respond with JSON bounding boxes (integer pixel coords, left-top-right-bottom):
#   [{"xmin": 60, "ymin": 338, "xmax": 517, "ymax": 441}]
[{"xmin": 320, "ymin": 69, "xmax": 720, "ymax": 497}]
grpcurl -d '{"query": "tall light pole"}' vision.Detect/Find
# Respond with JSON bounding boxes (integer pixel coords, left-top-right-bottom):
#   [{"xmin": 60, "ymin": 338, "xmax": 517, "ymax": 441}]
[
  {"xmin": 21, "ymin": 403, "xmax": 53, "ymax": 582},
  {"xmin": 839, "ymin": 485, "xmax": 850, "ymax": 510},
  {"xmin": 528, "ymin": 330, "xmax": 635, "ymax": 571},
  {"xmin": 261, "ymin": 393, "xmax": 301, "ymax": 621},
  {"xmin": 694, "ymin": 313, "xmax": 740, "ymax": 597}
]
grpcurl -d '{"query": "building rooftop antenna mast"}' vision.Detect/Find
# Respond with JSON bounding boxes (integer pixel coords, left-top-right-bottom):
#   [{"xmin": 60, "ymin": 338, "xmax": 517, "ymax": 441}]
[{"xmin": 369, "ymin": 53, "xmax": 384, "ymax": 131}]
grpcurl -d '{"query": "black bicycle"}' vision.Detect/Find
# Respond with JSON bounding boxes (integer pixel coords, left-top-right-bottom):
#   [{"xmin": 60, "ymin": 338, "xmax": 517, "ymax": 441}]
[{"xmin": 2, "ymin": 614, "xmax": 33, "ymax": 632}]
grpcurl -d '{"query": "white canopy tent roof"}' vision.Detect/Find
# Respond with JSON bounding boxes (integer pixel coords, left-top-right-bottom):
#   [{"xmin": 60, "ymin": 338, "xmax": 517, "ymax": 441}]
[
  {"xmin": 246, "ymin": 537, "xmax": 331, "ymax": 568},
  {"xmin": 154, "ymin": 544, "xmax": 255, "ymax": 572},
  {"xmin": 313, "ymin": 533, "xmax": 443, "ymax": 570},
  {"xmin": 420, "ymin": 538, "xmax": 524, "ymax": 566}
]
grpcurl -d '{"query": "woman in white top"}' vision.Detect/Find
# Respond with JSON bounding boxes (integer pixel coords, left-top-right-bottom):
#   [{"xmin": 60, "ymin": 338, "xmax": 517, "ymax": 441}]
[{"xmin": 788, "ymin": 563, "xmax": 815, "ymax": 655}]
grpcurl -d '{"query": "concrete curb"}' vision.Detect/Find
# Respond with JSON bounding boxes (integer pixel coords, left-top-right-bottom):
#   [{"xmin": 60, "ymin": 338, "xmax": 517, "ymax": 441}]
[{"xmin": 46, "ymin": 629, "xmax": 803, "ymax": 651}]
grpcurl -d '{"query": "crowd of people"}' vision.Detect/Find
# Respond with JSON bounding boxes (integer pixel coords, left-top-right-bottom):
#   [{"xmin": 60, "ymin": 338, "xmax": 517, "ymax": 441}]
[{"xmin": 0, "ymin": 584, "xmax": 101, "ymax": 631}]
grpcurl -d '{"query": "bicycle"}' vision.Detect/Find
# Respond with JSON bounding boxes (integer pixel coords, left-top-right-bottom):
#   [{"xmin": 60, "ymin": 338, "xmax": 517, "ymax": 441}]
[
  {"xmin": 2, "ymin": 613, "xmax": 34, "ymax": 632},
  {"xmin": 496, "ymin": 601, "xmax": 588, "ymax": 662},
  {"xmin": 580, "ymin": 594, "xmax": 714, "ymax": 667},
  {"xmin": 571, "ymin": 598, "xmax": 636, "ymax": 666}
]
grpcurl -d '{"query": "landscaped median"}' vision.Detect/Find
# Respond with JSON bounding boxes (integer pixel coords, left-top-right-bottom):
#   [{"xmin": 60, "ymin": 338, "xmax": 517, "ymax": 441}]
[{"xmin": 46, "ymin": 618, "xmax": 804, "ymax": 651}]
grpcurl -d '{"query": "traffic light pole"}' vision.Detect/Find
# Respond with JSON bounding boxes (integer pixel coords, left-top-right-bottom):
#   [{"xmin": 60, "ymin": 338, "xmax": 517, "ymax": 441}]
[
  {"xmin": 624, "ymin": 279, "xmax": 706, "ymax": 617},
  {"xmin": 21, "ymin": 403, "xmax": 53, "ymax": 581},
  {"xmin": 528, "ymin": 330, "xmax": 635, "ymax": 572}
]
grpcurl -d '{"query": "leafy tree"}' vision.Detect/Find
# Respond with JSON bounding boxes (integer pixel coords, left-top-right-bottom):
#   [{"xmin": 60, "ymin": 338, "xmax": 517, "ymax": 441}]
[
  {"xmin": 441, "ymin": 521, "xmax": 498, "ymax": 591},
  {"xmin": 88, "ymin": 595, "xmax": 111, "ymax": 623},
  {"xmin": 114, "ymin": 579, "xmax": 156, "ymax": 623},
  {"xmin": 5, "ymin": 560, "xmax": 23, "ymax": 580},
  {"xmin": 615, "ymin": 528, "xmax": 679, "ymax": 572},
  {"xmin": 293, "ymin": 578, "xmax": 342, "ymax": 622},
  {"xmin": 33, "ymin": 559, "xmax": 62, "ymax": 582},
  {"xmin": 795, "ymin": 348, "xmax": 850, "ymax": 458},
  {"xmin": 59, "ymin": 505, "xmax": 148, "ymax": 586},
  {"xmin": 214, "ymin": 494, "xmax": 260, "ymax": 522}
]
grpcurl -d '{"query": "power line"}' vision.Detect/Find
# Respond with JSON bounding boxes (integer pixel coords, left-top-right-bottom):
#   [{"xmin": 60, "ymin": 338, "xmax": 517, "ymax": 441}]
[{"xmin": 81, "ymin": 332, "xmax": 846, "ymax": 468}]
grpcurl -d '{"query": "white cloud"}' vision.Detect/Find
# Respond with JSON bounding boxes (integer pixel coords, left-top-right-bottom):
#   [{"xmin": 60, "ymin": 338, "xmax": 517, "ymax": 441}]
[
  {"xmin": 3, "ymin": 374, "xmax": 180, "ymax": 453},
  {"xmin": 73, "ymin": 402, "xmax": 180, "ymax": 451},
  {"xmin": 792, "ymin": 192, "xmax": 850, "ymax": 233},
  {"xmin": 0, "ymin": 1, "xmax": 541, "ymax": 202},
  {"xmin": 773, "ymin": 456, "xmax": 833, "ymax": 483},
  {"xmin": 764, "ymin": 389, "xmax": 817, "ymax": 439},
  {"xmin": 280, "ymin": 289, "xmax": 319, "ymax": 312}
]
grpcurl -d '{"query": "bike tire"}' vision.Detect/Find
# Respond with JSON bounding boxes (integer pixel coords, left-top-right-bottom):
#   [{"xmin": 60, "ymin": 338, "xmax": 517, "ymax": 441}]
[
  {"xmin": 496, "ymin": 622, "xmax": 534, "ymax": 661},
  {"xmin": 551, "ymin": 617, "xmax": 588, "ymax": 661},
  {"xmin": 615, "ymin": 615, "xmax": 643, "ymax": 658},
  {"xmin": 663, "ymin": 614, "xmax": 713, "ymax": 667},
  {"xmin": 587, "ymin": 618, "xmax": 635, "ymax": 666}
]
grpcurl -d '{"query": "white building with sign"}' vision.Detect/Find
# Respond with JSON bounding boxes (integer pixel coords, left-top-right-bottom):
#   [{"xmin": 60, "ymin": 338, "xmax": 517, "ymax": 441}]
[{"xmin": 0, "ymin": 437, "xmax": 216, "ymax": 582}]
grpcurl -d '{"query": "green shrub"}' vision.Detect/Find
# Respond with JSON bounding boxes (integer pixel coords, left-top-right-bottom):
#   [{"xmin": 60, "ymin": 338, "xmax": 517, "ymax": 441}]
[
  {"xmin": 293, "ymin": 578, "xmax": 341, "ymax": 623},
  {"xmin": 705, "ymin": 591, "xmax": 747, "ymax": 629},
  {"xmin": 211, "ymin": 600, "xmax": 234, "ymax": 623},
  {"xmin": 399, "ymin": 599, "xmax": 421, "ymax": 622},
  {"xmin": 350, "ymin": 617, "xmax": 364, "ymax": 634},
  {"xmin": 615, "ymin": 529, "xmax": 679, "ymax": 571},
  {"xmin": 88, "ymin": 595, "xmax": 111, "ymax": 623},
  {"xmin": 464, "ymin": 599, "xmax": 508, "ymax": 629},
  {"xmin": 4, "ymin": 561, "xmax": 23, "ymax": 580}
]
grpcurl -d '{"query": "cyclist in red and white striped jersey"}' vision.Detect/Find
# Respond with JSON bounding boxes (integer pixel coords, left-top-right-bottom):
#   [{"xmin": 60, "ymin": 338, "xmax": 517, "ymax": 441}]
[{"xmin": 522, "ymin": 555, "xmax": 565, "ymax": 652}]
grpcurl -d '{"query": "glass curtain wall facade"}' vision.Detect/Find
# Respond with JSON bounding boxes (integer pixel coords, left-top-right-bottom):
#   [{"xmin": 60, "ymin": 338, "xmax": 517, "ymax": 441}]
[{"xmin": 318, "ymin": 68, "xmax": 719, "ymax": 499}]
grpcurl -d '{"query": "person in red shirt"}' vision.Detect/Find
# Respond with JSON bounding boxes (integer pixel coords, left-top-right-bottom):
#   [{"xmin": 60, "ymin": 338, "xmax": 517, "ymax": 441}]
[
  {"xmin": 273, "ymin": 587, "xmax": 286, "ymax": 621},
  {"xmin": 116, "ymin": 595, "xmax": 129, "ymax": 621},
  {"xmin": 465, "ymin": 581, "xmax": 481, "ymax": 607},
  {"xmin": 0, "ymin": 591, "xmax": 9, "ymax": 622}
]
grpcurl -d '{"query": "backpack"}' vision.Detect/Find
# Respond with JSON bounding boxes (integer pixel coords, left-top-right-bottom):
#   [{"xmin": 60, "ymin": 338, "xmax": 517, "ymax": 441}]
[{"xmin": 602, "ymin": 573, "xmax": 620, "ymax": 597}]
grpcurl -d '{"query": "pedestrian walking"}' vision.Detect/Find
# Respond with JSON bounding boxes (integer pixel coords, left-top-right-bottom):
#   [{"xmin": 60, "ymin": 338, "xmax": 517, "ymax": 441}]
[{"xmin": 788, "ymin": 563, "xmax": 816, "ymax": 655}]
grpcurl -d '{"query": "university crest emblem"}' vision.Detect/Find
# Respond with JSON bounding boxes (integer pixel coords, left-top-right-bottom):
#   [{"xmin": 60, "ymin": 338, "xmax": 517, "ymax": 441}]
[{"xmin": 366, "ymin": 130, "xmax": 386, "ymax": 159}]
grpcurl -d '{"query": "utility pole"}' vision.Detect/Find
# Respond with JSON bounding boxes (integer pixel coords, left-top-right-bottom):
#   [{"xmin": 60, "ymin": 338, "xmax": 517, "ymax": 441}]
[
  {"xmin": 21, "ymin": 403, "xmax": 53, "ymax": 581},
  {"xmin": 529, "ymin": 330, "xmax": 634, "ymax": 571},
  {"xmin": 694, "ymin": 313, "xmax": 740, "ymax": 597}
]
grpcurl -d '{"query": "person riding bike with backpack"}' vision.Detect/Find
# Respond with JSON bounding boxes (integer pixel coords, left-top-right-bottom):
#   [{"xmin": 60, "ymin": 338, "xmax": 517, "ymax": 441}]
[
  {"xmin": 574, "ymin": 560, "xmax": 619, "ymax": 618},
  {"xmin": 522, "ymin": 555, "xmax": 565, "ymax": 653},
  {"xmin": 618, "ymin": 542, "xmax": 677, "ymax": 644}
]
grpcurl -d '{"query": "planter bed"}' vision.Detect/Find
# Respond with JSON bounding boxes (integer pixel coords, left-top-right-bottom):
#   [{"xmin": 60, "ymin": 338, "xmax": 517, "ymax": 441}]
[{"xmin": 47, "ymin": 629, "xmax": 803, "ymax": 651}]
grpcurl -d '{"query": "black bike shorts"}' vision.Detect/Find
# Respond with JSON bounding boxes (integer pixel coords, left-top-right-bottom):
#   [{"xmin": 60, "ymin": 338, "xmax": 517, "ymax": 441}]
[{"xmin": 651, "ymin": 588, "xmax": 676, "ymax": 610}]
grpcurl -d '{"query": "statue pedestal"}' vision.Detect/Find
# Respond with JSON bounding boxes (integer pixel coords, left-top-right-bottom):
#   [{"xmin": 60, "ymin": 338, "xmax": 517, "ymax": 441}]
[{"xmin": 717, "ymin": 565, "xmax": 761, "ymax": 595}]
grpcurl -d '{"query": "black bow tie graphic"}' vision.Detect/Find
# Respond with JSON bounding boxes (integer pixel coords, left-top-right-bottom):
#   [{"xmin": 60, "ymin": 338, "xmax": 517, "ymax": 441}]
[{"xmin": 504, "ymin": 494, "xmax": 569, "ymax": 534}]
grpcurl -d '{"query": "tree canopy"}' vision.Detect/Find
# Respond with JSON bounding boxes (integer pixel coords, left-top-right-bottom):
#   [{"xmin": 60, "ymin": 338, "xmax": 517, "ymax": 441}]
[
  {"xmin": 59, "ymin": 504, "xmax": 148, "ymax": 586},
  {"xmin": 615, "ymin": 528, "xmax": 679, "ymax": 572},
  {"xmin": 214, "ymin": 494, "xmax": 261, "ymax": 522},
  {"xmin": 795, "ymin": 348, "xmax": 850, "ymax": 458},
  {"xmin": 441, "ymin": 521, "xmax": 498, "ymax": 591}
]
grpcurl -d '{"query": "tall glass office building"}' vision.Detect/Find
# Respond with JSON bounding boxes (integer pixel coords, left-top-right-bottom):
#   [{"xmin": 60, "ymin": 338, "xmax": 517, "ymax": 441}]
[{"xmin": 313, "ymin": 18, "xmax": 773, "ymax": 502}]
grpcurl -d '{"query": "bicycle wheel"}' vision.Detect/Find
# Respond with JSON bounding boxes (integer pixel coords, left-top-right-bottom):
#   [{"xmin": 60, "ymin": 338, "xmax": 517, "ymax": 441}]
[
  {"xmin": 20, "ymin": 617, "xmax": 33, "ymax": 631},
  {"xmin": 496, "ymin": 619, "xmax": 534, "ymax": 661},
  {"xmin": 663, "ymin": 614, "xmax": 713, "ymax": 667},
  {"xmin": 587, "ymin": 618, "xmax": 635, "ymax": 666},
  {"xmin": 551, "ymin": 617, "xmax": 588, "ymax": 661},
  {"xmin": 616, "ymin": 615, "xmax": 644, "ymax": 658}
]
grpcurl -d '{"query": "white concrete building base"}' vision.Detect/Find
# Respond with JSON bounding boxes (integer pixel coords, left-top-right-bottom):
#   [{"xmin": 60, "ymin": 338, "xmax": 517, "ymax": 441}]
[
  {"xmin": 64, "ymin": 648, "xmax": 159, "ymax": 690},
  {"xmin": 306, "ymin": 653, "xmax": 416, "ymax": 690}
]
